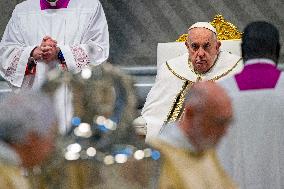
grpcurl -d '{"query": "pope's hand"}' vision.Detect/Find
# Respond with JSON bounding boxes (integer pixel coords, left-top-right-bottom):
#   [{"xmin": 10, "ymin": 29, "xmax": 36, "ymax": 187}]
[{"xmin": 31, "ymin": 46, "xmax": 43, "ymax": 61}]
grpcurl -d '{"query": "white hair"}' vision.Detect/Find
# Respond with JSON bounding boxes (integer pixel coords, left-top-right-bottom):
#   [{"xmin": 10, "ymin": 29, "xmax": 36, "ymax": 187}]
[{"xmin": 0, "ymin": 90, "xmax": 56, "ymax": 144}]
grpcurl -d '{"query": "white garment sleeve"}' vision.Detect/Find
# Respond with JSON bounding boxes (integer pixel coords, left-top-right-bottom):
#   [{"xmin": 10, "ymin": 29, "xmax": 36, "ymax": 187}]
[
  {"xmin": 141, "ymin": 63, "xmax": 173, "ymax": 138},
  {"xmin": 0, "ymin": 10, "xmax": 36, "ymax": 88},
  {"xmin": 58, "ymin": 1, "xmax": 109, "ymax": 73}
]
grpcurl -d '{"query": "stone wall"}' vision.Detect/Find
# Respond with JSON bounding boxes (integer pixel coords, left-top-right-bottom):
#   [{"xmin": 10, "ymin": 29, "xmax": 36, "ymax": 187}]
[{"xmin": 1, "ymin": 0, "xmax": 283, "ymax": 66}]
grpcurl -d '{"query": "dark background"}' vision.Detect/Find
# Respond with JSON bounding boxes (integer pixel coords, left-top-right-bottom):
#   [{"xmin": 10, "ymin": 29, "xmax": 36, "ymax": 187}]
[{"xmin": 1, "ymin": 0, "xmax": 284, "ymax": 66}]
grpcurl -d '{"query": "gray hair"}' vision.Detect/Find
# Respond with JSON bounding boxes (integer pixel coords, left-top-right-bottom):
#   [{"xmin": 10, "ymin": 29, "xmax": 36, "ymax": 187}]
[{"xmin": 0, "ymin": 90, "xmax": 56, "ymax": 144}]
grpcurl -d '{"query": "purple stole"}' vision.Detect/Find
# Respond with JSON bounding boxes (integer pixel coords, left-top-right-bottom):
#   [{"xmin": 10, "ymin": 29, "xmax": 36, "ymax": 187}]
[
  {"xmin": 235, "ymin": 63, "xmax": 281, "ymax": 91},
  {"xmin": 40, "ymin": 0, "xmax": 70, "ymax": 10}
]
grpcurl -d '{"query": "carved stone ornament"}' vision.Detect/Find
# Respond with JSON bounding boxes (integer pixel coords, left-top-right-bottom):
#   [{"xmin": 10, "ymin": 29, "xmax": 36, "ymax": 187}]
[{"xmin": 176, "ymin": 14, "xmax": 242, "ymax": 42}]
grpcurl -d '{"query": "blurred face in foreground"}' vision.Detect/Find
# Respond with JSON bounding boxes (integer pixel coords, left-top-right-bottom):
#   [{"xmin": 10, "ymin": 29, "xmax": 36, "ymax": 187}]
[
  {"xmin": 12, "ymin": 129, "xmax": 56, "ymax": 168},
  {"xmin": 185, "ymin": 28, "xmax": 221, "ymax": 74}
]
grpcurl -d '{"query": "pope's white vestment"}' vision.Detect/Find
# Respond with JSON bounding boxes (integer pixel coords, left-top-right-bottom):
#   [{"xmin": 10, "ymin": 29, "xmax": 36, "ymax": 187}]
[
  {"xmin": 141, "ymin": 51, "xmax": 243, "ymax": 140},
  {"xmin": 0, "ymin": 0, "xmax": 109, "ymax": 90}
]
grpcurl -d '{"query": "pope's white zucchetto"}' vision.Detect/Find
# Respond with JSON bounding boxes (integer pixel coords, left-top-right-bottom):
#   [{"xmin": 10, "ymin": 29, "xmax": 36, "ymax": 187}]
[{"xmin": 188, "ymin": 22, "xmax": 217, "ymax": 35}]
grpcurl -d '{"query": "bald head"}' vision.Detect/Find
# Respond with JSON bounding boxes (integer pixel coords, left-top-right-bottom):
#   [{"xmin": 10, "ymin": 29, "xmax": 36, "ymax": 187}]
[
  {"xmin": 186, "ymin": 81, "xmax": 232, "ymax": 114},
  {"xmin": 180, "ymin": 81, "xmax": 232, "ymax": 152}
]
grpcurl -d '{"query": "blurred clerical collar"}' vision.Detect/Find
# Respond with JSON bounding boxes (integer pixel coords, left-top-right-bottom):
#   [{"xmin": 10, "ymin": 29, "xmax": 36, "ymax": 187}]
[
  {"xmin": 245, "ymin": 58, "xmax": 276, "ymax": 66},
  {"xmin": 40, "ymin": 0, "xmax": 70, "ymax": 10}
]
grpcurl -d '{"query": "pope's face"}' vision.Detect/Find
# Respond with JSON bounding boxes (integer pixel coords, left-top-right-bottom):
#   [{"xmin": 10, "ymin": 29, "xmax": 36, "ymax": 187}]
[{"xmin": 186, "ymin": 28, "xmax": 221, "ymax": 74}]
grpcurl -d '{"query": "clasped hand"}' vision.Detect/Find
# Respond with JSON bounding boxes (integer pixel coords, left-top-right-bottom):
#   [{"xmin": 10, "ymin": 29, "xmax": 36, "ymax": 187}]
[{"xmin": 32, "ymin": 36, "xmax": 59, "ymax": 63}]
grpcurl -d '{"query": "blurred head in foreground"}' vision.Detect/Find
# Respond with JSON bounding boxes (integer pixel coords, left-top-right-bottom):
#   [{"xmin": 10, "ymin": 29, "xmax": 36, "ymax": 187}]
[
  {"xmin": 179, "ymin": 81, "xmax": 233, "ymax": 152},
  {"xmin": 0, "ymin": 91, "xmax": 56, "ymax": 168}
]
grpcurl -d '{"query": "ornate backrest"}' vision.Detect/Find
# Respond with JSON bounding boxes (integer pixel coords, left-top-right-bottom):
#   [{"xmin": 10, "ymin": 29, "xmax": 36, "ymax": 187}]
[{"xmin": 157, "ymin": 15, "xmax": 242, "ymax": 68}]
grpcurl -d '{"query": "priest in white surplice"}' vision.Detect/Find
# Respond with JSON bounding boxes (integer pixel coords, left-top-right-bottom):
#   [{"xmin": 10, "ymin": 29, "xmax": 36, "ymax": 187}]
[
  {"xmin": 217, "ymin": 21, "xmax": 284, "ymax": 189},
  {"xmin": 0, "ymin": 0, "xmax": 109, "ymax": 90},
  {"xmin": 135, "ymin": 22, "xmax": 243, "ymax": 141}
]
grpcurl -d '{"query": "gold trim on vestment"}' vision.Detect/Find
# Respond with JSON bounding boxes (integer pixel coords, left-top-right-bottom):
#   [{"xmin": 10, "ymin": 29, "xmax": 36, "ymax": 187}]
[
  {"xmin": 209, "ymin": 57, "xmax": 242, "ymax": 81},
  {"xmin": 160, "ymin": 80, "xmax": 193, "ymax": 133},
  {"xmin": 166, "ymin": 62, "xmax": 191, "ymax": 81},
  {"xmin": 166, "ymin": 81, "xmax": 192, "ymax": 123},
  {"xmin": 163, "ymin": 57, "xmax": 242, "ymax": 125}
]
